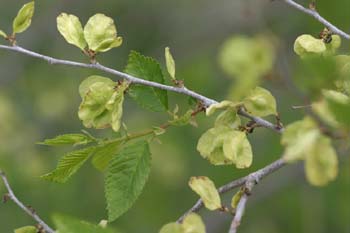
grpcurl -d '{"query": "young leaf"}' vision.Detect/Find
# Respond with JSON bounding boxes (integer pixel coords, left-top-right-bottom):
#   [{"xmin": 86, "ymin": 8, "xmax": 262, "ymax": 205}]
[
  {"xmin": 52, "ymin": 214, "xmax": 116, "ymax": 233},
  {"xmin": 0, "ymin": 30, "xmax": 7, "ymax": 38},
  {"xmin": 125, "ymin": 51, "xmax": 168, "ymax": 112},
  {"xmin": 84, "ymin": 13, "xmax": 122, "ymax": 52},
  {"xmin": 57, "ymin": 13, "xmax": 87, "ymax": 50},
  {"xmin": 38, "ymin": 133, "xmax": 93, "ymax": 146},
  {"xmin": 12, "ymin": 1, "xmax": 35, "ymax": 34},
  {"xmin": 78, "ymin": 77, "xmax": 128, "ymax": 132},
  {"xmin": 294, "ymin": 34, "xmax": 326, "ymax": 57},
  {"xmin": 214, "ymin": 108, "xmax": 241, "ymax": 129},
  {"xmin": 231, "ymin": 188, "xmax": 244, "ymax": 209},
  {"xmin": 243, "ymin": 86, "xmax": 277, "ymax": 117},
  {"xmin": 91, "ymin": 141, "xmax": 124, "ymax": 171},
  {"xmin": 159, "ymin": 223, "xmax": 183, "ymax": 233},
  {"xmin": 182, "ymin": 213, "xmax": 206, "ymax": 233},
  {"xmin": 14, "ymin": 226, "xmax": 37, "ymax": 233},
  {"xmin": 197, "ymin": 126, "xmax": 235, "ymax": 165},
  {"xmin": 206, "ymin": 100, "xmax": 237, "ymax": 116},
  {"xmin": 105, "ymin": 140, "xmax": 151, "ymax": 221},
  {"xmin": 223, "ymin": 130, "xmax": 253, "ymax": 168},
  {"xmin": 165, "ymin": 47, "xmax": 176, "ymax": 79},
  {"xmin": 281, "ymin": 117, "xmax": 320, "ymax": 162},
  {"xmin": 168, "ymin": 109, "xmax": 193, "ymax": 126},
  {"xmin": 41, "ymin": 147, "xmax": 95, "ymax": 183},
  {"xmin": 305, "ymin": 135, "xmax": 338, "ymax": 186},
  {"xmin": 188, "ymin": 176, "xmax": 221, "ymax": 210},
  {"xmin": 322, "ymin": 90, "xmax": 350, "ymax": 127}
]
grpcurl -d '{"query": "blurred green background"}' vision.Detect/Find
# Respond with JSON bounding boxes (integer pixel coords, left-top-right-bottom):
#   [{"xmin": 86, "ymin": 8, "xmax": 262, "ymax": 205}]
[{"xmin": 0, "ymin": 0, "xmax": 349, "ymax": 232}]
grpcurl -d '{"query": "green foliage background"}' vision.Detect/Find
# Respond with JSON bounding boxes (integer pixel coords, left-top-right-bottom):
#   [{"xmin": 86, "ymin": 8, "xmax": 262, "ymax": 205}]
[{"xmin": 0, "ymin": 0, "xmax": 349, "ymax": 232}]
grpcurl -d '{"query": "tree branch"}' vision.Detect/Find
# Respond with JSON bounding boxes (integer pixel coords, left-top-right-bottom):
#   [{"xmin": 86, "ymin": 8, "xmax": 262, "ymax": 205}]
[
  {"xmin": 0, "ymin": 170, "xmax": 55, "ymax": 233},
  {"xmin": 281, "ymin": 0, "xmax": 350, "ymax": 40},
  {"xmin": 0, "ymin": 44, "xmax": 282, "ymax": 133},
  {"xmin": 177, "ymin": 158, "xmax": 286, "ymax": 223}
]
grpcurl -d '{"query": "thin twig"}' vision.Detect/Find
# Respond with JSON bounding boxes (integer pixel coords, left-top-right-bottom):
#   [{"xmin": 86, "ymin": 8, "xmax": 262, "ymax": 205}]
[
  {"xmin": 177, "ymin": 158, "xmax": 286, "ymax": 223},
  {"xmin": 0, "ymin": 170, "xmax": 55, "ymax": 233},
  {"xmin": 228, "ymin": 176, "xmax": 257, "ymax": 233},
  {"xmin": 0, "ymin": 44, "xmax": 282, "ymax": 133},
  {"xmin": 281, "ymin": 0, "xmax": 350, "ymax": 40}
]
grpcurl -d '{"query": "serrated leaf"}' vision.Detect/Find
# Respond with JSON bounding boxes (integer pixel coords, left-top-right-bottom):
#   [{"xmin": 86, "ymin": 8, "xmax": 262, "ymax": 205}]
[
  {"xmin": 294, "ymin": 34, "xmax": 326, "ymax": 57},
  {"xmin": 189, "ymin": 176, "xmax": 221, "ymax": 211},
  {"xmin": 305, "ymin": 135, "xmax": 338, "ymax": 186},
  {"xmin": 281, "ymin": 117, "xmax": 320, "ymax": 162},
  {"xmin": 38, "ymin": 134, "xmax": 93, "ymax": 146},
  {"xmin": 12, "ymin": 1, "xmax": 35, "ymax": 34},
  {"xmin": 231, "ymin": 189, "xmax": 244, "ymax": 209},
  {"xmin": 125, "ymin": 51, "xmax": 168, "ymax": 112},
  {"xmin": 182, "ymin": 213, "xmax": 206, "ymax": 233},
  {"xmin": 0, "ymin": 30, "xmax": 7, "ymax": 38},
  {"xmin": 105, "ymin": 140, "xmax": 151, "ymax": 221},
  {"xmin": 41, "ymin": 147, "xmax": 95, "ymax": 183},
  {"xmin": 57, "ymin": 13, "xmax": 86, "ymax": 50},
  {"xmin": 91, "ymin": 141, "xmax": 124, "ymax": 171},
  {"xmin": 165, "ymin": 47, "xmax": 176, "ymax": 79},
  {"xmin": 84, "ymin": 13, "xmax": 122, "ymax": 52},
  {"xmin": 52, "ymin": 214, "xmax": 116, "ymax": 233},
  {"xmin": 243, "ymin": 86, "xmax": 277, "ymax": 117},
  {"xmin": 159, "ymin": 223, "xmax": 183, "ymax": 233},
  {"xmin": 14, "ymin": 226, "xmax": 37, "ymax": 233},
  {"xmin": 223, "ymin": 130, "xmax": 253, "ymax": 169}
]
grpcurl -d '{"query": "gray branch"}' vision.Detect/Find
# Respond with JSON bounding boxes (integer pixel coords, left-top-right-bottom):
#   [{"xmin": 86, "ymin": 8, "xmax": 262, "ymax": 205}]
[
  {"xmin": 0, "ymin": 44, "xmax": 283, "ymax": 133},
  {"xmin": 0, "ymin": 170, "xmax": 55, "ymax": 233},
  {"xmin": 281, "ymin": 0, "xmax": 350, "ymax": 40},
  {"xmin": 177, "ymin": 158, "xmax": 286, "ymax": 223}
]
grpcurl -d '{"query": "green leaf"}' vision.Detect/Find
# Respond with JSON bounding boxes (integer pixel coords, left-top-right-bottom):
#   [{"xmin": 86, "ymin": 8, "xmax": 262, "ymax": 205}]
[
  {"xmin": 159, "ymin": 223, "xmax": 183, "ymax": 233},
  {"xmin": 305, "ymin": 135, "xmax": 338, "ymax": 186},
  {"xmin": 12, "ymin": 1, "xmax": 35, "ymax": 34},
  {"xmin": 214, "ymin": 108, "xmax": 241, "ymax": 129},
  {"xmin": 322, "ymin": 90, "xmax": 350, "ymax": 127},
  {"xmin": 125, "ymin": 51, "xmax": 168, "ymax": 112},
  {"xmin": 0, "ymin": 30, "xmax": 7, "ymax": 38},
  {"xmin": 188, "ymin": 176, "xmax": 221, "ymax": 211},
  {"xmin": 53, "ymin": 214, "xmax": 116, "ymax": 233},
  {"xmin": 91, "ymin": 141, "xmax": 124, "ymax": 171},
  {"xmin": 197, "ymin": 126, "xmax": 235, "ymax": 165},
  {"xmin": 105, "ymin": 140, "xmax": 151, "ymax": 221},
  {"xmin": 325, "ymin": 35, "xmax": 341, "ymax": 54},
  {"xmin": 14, "ymin": 226, "xmax": 37, "ymax": 233},
  {"xmin": 57, "ymin": 13, "xmax": 87, "ymax": 50},
  {"xmin": 218, "ymin": 35, "xmax": 275, "ymax": 79},
  {"xmin": 84, "ymin": 13, "xmax": 122, "ymax": 52},
  {"xmin": 78, "ymin": 77, "xmax": 128, "ymax": 132},
  {"xmin": 281, "ymin": 117, "xmax": 320, "ymax": 162},
  {"xmin": 294, "ymin": 34, "xmax": 326, "ymax": 57},
  {"xmin": 41, "ymin": 147, "xmax": 95, "ymax": 183},
  {"xmin": 165, "ymin": 47, "xmax": 176, "ymax": 79},
  {"xmin": 223, "ymin": 130, "xmax": 253, "ymax": 169},
  {"xmin": 79, "ymin": 76, "xmax": 116, "ymax": 98},
  {"xmin": 231, "ymin": 189, "xmax": 244, "ymax": 209},
  {"xmin": 182, "ymin": 213, "xmax": 206, "ymax": 233},
  {"xmin": 243, "ymin": 86, "xmax": 277, "ymax": 117},
  {"xmin": 168, "ymin": 109, "xmax": 193, "ymax": 126},
  {"xmin": 206, "ymin": 100, "xmax": 238, "ymax": 116},
  {"xmin": 38, "ymin": 133, "xmax": 93, "ymax": 146},
  {"xmin": 312, "ymin": 100, "xmax": 340, "ymax": 128}
]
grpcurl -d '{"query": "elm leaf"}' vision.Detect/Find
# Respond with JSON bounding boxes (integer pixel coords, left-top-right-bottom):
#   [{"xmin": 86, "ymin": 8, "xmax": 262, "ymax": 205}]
[
  {"xmin": 57, "ymin": 13, "xmax": 86, "ymax": 50},
  {"xmin": 188, "ymin": 176, "xmax": 221, "ymax": 211},
  {"xmin": 12, "ymin": 1, "xmax": 35, "ymax": 34},
  {"xmin": 165, "ymin": 47, "xmax": 176, "ymax": 79}
]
